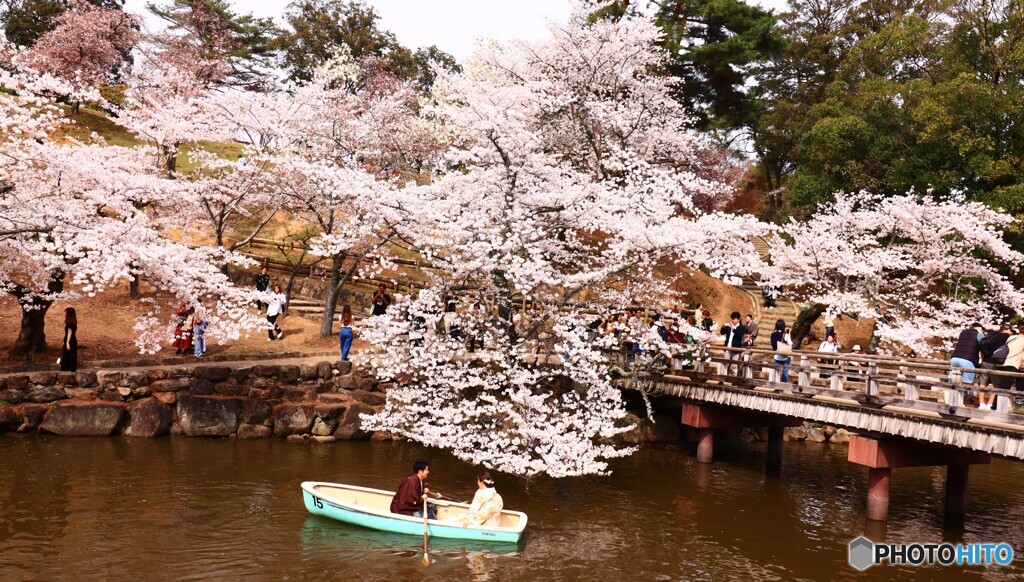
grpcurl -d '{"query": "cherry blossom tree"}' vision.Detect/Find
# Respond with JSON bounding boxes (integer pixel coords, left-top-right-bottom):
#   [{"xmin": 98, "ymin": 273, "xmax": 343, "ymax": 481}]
[
  {"xmin": 178, "ymin": 150, "xmax": 281, "ymax": 266},
  {"xmin": 0, "ymin": 49, "xmax": 262, "ymax": 354},
  {"xmin": 765, "ymin": 192, "xmax": 1024, "ymax": 354},
  {"xmin": 359, "ymin": 9, "xmax": 766, "ymax": 478},
  {"xmin": 205, "ymin": 53, "xmax": 440, "ymax": 336},
  {"xmin": 20, "ymin": 0, "xmax": 139, "ymax": 113}
]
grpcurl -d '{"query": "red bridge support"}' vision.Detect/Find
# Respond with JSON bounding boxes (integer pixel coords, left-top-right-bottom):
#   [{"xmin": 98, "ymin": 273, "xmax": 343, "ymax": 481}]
[
  {"xmin": 681, "ymin": 404, "xmax": 802, "ymax": 466},
  {"xmin": 848, "ymin": 435, "xmax": 990, "ymax": 521}
]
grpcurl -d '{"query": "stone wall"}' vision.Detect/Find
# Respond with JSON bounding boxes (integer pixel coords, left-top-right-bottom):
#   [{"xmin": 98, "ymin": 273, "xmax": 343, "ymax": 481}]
[
  {"xmin": 738, "ymin": 423, "xmax": 852, "ymax": 445},
  {"xmin": 0, "ymin": 361, "xmax": 392, "ymax": 442}
]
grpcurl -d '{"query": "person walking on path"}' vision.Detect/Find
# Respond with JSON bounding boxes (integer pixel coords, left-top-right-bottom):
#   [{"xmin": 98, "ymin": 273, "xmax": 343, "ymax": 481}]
[
  {"xmin": 193, "ymin": 315, "xmax": 208, "ymax": 358},
  {"xmin": 254, "ymin": 266, "xmax": 270, "ymax": 313},
  {"xmin": 267, "ymin": 285, "xmax": 286, "ymax": 341},
  {"xmin": 762, "ymin": 283, "xmax": 776, "ymax": 309},
  {"xmin": 822, "ymin": 309, "xmax": 837, "ymax": 340},
  {"xmin": 172, "ymin": 302, "xmax": 194, "ymax": 355},
  {"xmin": 59, "ymin": 307, "xmax": 78, "ymax": 372},
  {"xmin": 769, "ymin": 319, "xmax": 791, "ymax": 382},
  {"xmin": 338, "ymin": 305, "xmax": 355, "ymax": 361},
  {"xmin": 371, "ymin": 284, "xmax": 393, "ymax": 316}
]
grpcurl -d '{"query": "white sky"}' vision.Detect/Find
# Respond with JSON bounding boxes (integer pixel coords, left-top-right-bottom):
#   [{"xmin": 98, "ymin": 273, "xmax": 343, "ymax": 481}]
[{"xmin": 123, "ymin": 0, "xmax": 791, "ymax": 61}]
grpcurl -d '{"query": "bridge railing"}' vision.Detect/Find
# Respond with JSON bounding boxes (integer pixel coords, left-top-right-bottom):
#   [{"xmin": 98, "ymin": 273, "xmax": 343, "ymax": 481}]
[{"xmin": 649, "ymin": 345, "xmax": 1024, "ymax": 429}]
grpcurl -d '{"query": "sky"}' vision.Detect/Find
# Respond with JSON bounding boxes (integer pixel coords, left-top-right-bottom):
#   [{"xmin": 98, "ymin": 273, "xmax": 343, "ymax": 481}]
[{"xmin": 123, "ymin": 0, "xmax": 791, "ymax": 62}]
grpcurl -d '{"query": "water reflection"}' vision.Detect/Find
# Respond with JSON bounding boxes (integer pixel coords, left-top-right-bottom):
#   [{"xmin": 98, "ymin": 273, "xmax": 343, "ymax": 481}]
[{"xmin": 1, "ymin": 436, "xmax": 1023, "ymax": 581}]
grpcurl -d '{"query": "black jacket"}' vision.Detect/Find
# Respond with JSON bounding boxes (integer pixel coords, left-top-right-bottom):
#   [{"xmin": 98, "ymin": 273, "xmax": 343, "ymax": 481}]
[
  {"xmin": 951, "ymin": 328, "xmax": 981, "ymax": 366},
  {"xmin": 255, "ymin": 273, "xmax": 270, "ymax": 291},
  {"xmin": 721, "ymin": 323, "xmax": 747, "ymax": 348},
  {"xmin": 980, "ymin": 332, "xmax": 1009, "ymax": 360}
]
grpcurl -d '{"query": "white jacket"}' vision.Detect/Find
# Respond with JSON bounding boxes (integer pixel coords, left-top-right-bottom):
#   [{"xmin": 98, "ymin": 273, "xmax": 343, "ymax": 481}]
[{"xmin": 267, "ymin": 293, "xmax": 286, "ymax": 317}]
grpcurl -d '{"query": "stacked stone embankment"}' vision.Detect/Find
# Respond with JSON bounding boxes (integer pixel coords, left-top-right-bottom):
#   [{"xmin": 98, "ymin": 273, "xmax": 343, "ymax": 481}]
[{"xmin": 0, "ymin": 360, "xmax": 391, "ymax": 442}]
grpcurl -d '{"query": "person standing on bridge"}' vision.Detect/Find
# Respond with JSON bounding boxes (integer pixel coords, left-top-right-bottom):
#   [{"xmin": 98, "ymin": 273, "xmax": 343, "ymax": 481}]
[
  {"xmin": 978, "ymin": 324, "xmax": 1011, "ymax": 388},
  {"xmin": 770, "ymin": 320, "xmax": 792, "ymax": 382},
  {"xmin": 993, "ymin": 330, "xmax": 1024, "ymax": 397},
  {"xmin": 701, "ymin": 309, "xmax": 714, "ymax": 333},
  {"xmin": 949, "ymin": 322, "xmax": 983, "ymax": 386},
  {"xmin": 817, "ymin": 333, "xmax": 840, "ymax": 378},
  {"xmin": 744, "ymin": 314, "xmax": 758, "ymax": 346},
  {"xmin": 720, "ymin": 312, "xmax": 747, "ymax": 376}
]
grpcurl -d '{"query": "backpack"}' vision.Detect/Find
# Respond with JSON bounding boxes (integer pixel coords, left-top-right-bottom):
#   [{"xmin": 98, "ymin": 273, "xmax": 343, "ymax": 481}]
[{"xmin": 990, "ymin": 343, "xmax": 1010, "ymax": 366}]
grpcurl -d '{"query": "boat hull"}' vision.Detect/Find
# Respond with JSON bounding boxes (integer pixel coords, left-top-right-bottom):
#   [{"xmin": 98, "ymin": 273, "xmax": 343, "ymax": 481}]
[{"xmin": 301, "ymin": 482, "xmax": 525, "ymax": 544}]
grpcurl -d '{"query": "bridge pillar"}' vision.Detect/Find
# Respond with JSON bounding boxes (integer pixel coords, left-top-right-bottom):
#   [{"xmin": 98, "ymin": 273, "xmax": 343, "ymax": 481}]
[
  {"xmin": 945, "ymin": 465, "xmax": 969, "ymax": 516},
  {"xmin": 696, "ymin": 429, "xmax": 715, "ymax": 464},
  {"xmin": 767, "ymin": 427, "xmax": 784, "ymax": 464},
  {"xmin": 681, "ymin": 404, "xmax": 802, "ymax": 466},
  {"xmin": 848, "ymin": 435, "xmax": 990, "ymax": 521},
  {"xmin": 866, "ymin": 467, "xmax": 892, "ymax": 521}
]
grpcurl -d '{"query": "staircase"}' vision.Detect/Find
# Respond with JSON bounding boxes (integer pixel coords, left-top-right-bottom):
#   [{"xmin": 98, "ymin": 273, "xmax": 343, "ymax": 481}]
[
  {"xmin": 286, "ymin": 295, "xmax": 374, "ymax": 323},
  {"xmin": 738, "ymin": 236, "xmax": 801, "ymax": 349}
]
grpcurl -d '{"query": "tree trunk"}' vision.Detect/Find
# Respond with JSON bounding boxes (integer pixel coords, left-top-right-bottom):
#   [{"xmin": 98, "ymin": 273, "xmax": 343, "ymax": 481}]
[
  {"xmin": 284, "ymin": 249, "xmax": 309, "ymax": 305},
  {"xmin": 129, "ymin": 261, "xmax": 141, "ymax": 299},
  {"xmin": 491, "ymin": 269, "xmax": 517, "ymax": 344},
  {"xmin": 216, "ymin": 231, "xmax": 230, "ymax": 275},
  {"xmin": 791, "ymin": 302, "xmax": 826, "ymax": 349},
  {"xmin": 164, "ymin": 143, "xmax": 179, "ymax": 175},
  {"xmin": 320, "ymin": 253, "xmax": 344, "ymax": 337},
  {"xmin": 11, "ymin": 275, "xmax": 65, "ymax": 355},
  {"xmin": 13, "ymin": 305, "xmax": 51, "ymax": 355},
  {"xmin": 71, "ymin": 100, "xmax": 80, "ymax": 115}
]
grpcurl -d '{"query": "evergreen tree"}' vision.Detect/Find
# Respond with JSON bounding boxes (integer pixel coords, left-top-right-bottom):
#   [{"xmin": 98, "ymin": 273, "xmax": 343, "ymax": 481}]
[
  {"xmin": 274, "ymin": 0, "xmax": 458, "ymax": 87},
  {"xmin": 653, "ymin": 0, "xmax": 787, "ymax": 134},
  {"xmin": 148, "ymin": 0, "xmax": 280, "ymax": 90},
  {"xmin": 1, "ymin": 0, "xmax": 122, "ymax": 48}
]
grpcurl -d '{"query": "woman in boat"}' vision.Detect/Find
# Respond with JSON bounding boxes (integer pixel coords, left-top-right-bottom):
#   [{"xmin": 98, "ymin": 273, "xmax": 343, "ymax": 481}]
[{"xmin": 455, "ymin": 471, "xmax": 504, "ymax": 527}]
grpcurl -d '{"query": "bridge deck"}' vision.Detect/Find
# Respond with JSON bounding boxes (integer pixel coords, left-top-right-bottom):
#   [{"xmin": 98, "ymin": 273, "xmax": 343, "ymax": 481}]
[{"xmin": 625, "ymin": 346, "xmax": 1024, "ymax": 460}]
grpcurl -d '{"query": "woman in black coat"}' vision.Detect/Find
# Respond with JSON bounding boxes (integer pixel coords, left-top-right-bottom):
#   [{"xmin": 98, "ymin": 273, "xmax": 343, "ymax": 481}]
[{"xmin": 60, "ymin": 307, "xmax": 78, "ymax": 372}]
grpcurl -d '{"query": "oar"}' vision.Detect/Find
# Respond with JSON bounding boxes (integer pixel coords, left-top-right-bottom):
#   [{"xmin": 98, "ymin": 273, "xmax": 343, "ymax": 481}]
[
  {"xmin": 422, "ymin": 494, "xmax": 430, "ymax": 565},
  {"xmin": 432, "ymin": 491, "xmax": 469, "ymax": 504}
]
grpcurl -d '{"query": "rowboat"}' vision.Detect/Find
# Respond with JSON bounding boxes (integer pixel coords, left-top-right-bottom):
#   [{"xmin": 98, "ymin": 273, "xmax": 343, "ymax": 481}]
[{"xmin": 301, "ymin": 481, "xmax": 528, "ymax": 543}]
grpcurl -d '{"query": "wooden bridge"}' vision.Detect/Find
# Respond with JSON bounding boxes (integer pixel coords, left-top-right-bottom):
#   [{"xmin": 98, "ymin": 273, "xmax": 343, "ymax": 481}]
[{"xmin": 627, "ymin": 345, "xmax": 1024, "ymax": 521}]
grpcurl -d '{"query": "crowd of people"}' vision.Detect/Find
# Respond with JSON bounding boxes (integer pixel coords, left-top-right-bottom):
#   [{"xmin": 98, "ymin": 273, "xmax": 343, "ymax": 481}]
[
  {"xmin": 171, "ymin": 302, "xmax": 207, "ymax": 358},
  {"xmin": 950, "ymin": 322, "xmax": 1024, "ymax": 410},
  {"xmin": 166, "ymin": 266, "xmax": 1024, "ymax": 416}
]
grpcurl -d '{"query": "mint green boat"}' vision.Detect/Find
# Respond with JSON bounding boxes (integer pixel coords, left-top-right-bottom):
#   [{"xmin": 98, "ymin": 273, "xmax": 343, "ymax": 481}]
[{"xmin": 301, "ymin": 481, "xmax": 528, "ymax": 544}]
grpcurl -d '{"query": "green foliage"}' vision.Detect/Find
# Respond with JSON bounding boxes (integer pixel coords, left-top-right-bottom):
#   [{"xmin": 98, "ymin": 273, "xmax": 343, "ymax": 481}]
[
  {"xmin": 273, "ymin": 0, "xmax": 459, "ymax": 89},
  {"xmin": 752, "ymin": 0, "xmax": 1024, "ymax": 226},
  {"xmin": 147, "ymin": 0, "xmax": 281, "ymax": 90},
  {"xmin": 653, "ymin": 0, "xmax": 786, "ymax": 133},
  {"xmin": 1, "ymin": 0, "xmax": 123, "ymax": 48}
]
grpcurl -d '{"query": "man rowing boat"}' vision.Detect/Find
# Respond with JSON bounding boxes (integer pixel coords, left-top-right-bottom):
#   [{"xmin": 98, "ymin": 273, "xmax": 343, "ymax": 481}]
[{"xmin": 390, "ymin": 460, "xmax": 437, "ymax": 519}]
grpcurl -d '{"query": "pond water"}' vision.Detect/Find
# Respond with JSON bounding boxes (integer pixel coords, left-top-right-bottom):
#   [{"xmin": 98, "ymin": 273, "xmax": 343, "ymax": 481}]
[{"xmin": 1, "ymin": 436, "xmax": 1023, "ymax": 581}]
